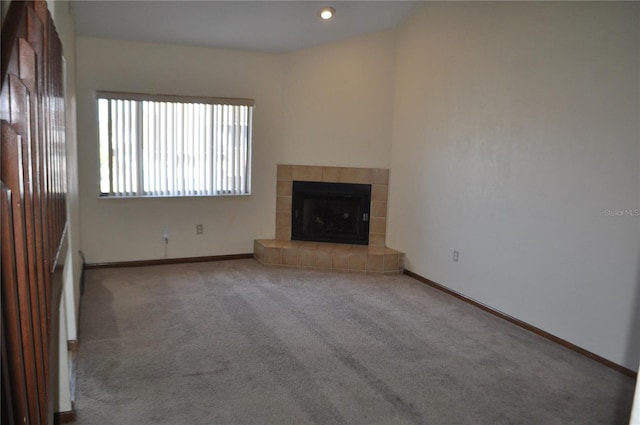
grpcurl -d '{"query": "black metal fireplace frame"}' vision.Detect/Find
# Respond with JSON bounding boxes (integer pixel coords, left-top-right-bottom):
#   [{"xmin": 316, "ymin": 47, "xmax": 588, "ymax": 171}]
[{"xmin": 291, "ymin": 181, "xmax": 371, "ymax": 245}]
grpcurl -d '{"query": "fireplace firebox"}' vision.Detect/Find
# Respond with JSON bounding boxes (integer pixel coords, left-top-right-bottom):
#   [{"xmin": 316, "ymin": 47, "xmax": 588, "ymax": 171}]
[{"xmin": 291, "ymin": 181, "xmax": 371, "ymax": 245}]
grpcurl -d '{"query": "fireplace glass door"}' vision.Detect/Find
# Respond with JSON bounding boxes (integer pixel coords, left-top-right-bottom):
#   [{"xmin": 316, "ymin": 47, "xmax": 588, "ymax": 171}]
[{"xmin": 291, "ymin": 181, "xmax": 371, "ymax": 245}]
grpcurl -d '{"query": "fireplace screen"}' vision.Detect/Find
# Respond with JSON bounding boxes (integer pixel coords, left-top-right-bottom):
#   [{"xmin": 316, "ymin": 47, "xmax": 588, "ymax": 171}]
[{"xmin": 291, "ymin": 181, "xmax": 371, "ymax": 245}]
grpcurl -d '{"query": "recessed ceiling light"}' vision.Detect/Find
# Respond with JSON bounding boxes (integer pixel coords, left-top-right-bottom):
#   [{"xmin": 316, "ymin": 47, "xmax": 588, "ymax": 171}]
[{"xmin": 319, "ymin": 7, "xmax": 335, "ymax": 20}]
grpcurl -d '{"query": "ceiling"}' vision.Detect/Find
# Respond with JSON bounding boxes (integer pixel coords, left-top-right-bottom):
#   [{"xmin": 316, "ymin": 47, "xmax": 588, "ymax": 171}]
[{"xmin": 74, "ymin": 1, "xmax": 420, "ymax": 53}]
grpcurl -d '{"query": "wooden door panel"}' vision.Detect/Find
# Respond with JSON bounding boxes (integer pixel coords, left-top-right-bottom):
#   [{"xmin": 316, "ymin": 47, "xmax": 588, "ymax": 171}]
[{"xmin": 1, "ymin": 1, "xmax": 67, "ymax": 423}]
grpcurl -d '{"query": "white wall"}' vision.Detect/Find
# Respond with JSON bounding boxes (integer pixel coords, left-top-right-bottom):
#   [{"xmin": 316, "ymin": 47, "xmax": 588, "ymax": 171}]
[
  {"xmin": 632, "ymin": 371, "xmax": 640, "ymax": 424},
  {"xmin": 388, "ymin": 2, "xmax": 640, "ymax": 370},
  {"xmin": 50, "ymin": 0, "xmax": 81, "ymax": 343},
  {"xmin": 56, "ymin": 280, "xmax": 72, "ymax": 413},
  {"xmin": 49, "ymin": 0, "xmax": 80, "ymax": 413},
  {"xmin": 280, "ymin": 30, "xmax": 396, "ymax": 168},
  {"xmin": 76, "ymin": 37, "xmax": 283, "ymax": 262},
  {"xmin": 76, "ymin": 31, "xmax": 397, "ymax": 263}
]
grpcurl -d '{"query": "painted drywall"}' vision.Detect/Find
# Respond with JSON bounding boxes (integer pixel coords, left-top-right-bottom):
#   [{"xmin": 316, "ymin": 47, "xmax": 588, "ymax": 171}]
[
  {"xmin": 49, "ymin": 0, "xmax": 81, "ymax": 341},
  {"xmin": 76, "ymin": 37, "xmax": 283, "ymax": 262},
  {"xmin": 388, "ymin": 2, "xmax": 640, "ymax": 370},
  {"xmin": 632, "ymin": 370, "xmax": 640, "ymax": 424},
  {"xmin": 47, "ymin": 0, "xmax": 80, "ymax": 413},
  {"xmin": 56, "ymin": 283, "xmax": 72, "ymax": 413},
  {"xmin": 76, "ymin": 30, "xmax": 398, "ymax": 263},
  {"xmin": 280, "ymin": 30, "xmax": 396, "ymax": 168}
]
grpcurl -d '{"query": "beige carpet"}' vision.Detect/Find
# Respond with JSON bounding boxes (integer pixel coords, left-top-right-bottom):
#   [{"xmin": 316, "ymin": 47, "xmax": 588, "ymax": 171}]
[{"xmin": 75, "ymin": 259, "xmax": 635, "ymax": 424}]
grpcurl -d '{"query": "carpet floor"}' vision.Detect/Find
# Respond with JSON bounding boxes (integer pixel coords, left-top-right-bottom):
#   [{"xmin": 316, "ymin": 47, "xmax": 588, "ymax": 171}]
[{"xmin": 74, "ymin": 259, "xmax": 635, "ymax": 424}]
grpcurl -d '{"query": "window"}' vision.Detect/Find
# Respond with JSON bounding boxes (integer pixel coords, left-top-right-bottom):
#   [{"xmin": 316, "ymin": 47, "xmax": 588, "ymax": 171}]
[{"xmin": 97, "ymin": 92, "xmax": 254, "ymax": 197}]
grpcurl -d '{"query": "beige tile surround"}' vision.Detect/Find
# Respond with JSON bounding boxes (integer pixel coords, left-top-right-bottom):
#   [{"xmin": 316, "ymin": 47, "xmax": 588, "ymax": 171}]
[
  {"xmin": 255, "ymin": 164, "xmax": 404, "ymax": 274},
  {"xmin": 275, "ymin": 165, "xmax": 390, "ymax": 246}
]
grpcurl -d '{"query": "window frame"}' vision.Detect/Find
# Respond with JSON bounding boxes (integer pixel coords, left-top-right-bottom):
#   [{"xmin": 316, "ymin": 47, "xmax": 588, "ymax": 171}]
[{"xmin": 96, "ymin": 91, "xmax": 255, "ymax": 199}]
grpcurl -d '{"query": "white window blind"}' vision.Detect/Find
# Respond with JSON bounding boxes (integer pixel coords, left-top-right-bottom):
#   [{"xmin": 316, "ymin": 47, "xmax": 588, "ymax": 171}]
[{"xmin": 97, "ymin": 92, "xmax": 254, "ymax": 197}]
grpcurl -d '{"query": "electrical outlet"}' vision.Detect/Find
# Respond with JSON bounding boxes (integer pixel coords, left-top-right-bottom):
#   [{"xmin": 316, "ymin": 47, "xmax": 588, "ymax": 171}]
[
  {"xmin": 196, "ymin": 224, "xmax": 203, "ymax": 235},
  {"xmin": 162, "ymin": 230, "xmax": 169, "ymax": 243},
  {"xmin": 453, "ymin": 250, "xmax": 459, "ymax": 262}
]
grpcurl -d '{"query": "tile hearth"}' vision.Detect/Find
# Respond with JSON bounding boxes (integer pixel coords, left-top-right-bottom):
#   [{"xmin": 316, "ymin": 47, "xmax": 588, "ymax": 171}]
[{"xmin": 254, "ymin": 240, "xmax": 403, "ymax": 274}]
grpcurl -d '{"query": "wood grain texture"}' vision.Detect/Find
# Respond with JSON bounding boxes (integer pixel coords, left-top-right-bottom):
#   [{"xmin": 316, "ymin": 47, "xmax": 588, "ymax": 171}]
[{"xmin": 1, "ymin": 1, "xmax": 67, "ymax": 422}]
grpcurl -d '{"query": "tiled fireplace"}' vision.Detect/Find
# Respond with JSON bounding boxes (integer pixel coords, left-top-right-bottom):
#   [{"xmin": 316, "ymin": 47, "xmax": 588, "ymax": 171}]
[{"xmin": 254, "ymin": 165, "xmax": 404, "ymax": 274}]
